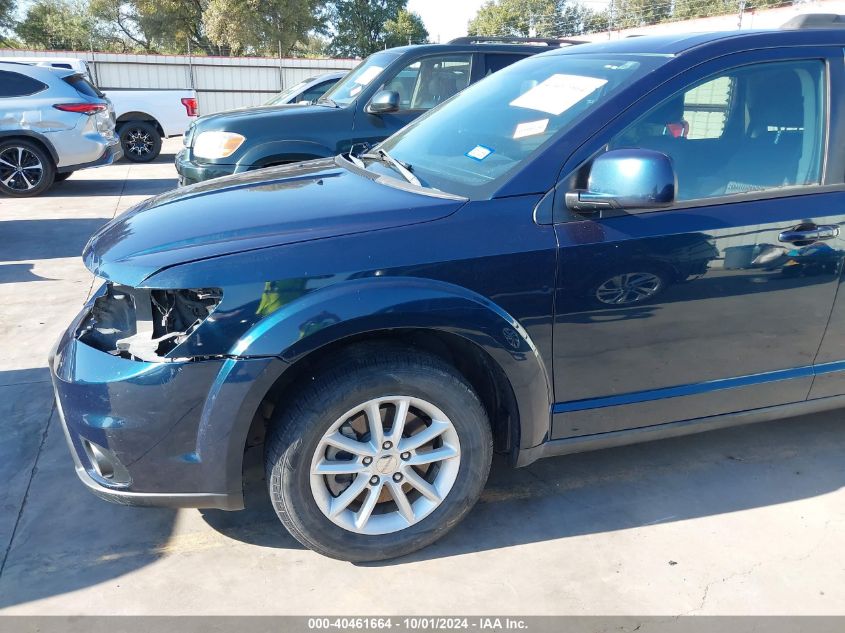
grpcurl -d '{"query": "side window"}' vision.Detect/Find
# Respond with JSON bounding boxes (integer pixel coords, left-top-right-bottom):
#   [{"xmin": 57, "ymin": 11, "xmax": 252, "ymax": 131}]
[
  {"xmin": 608, "ymin": 60, "xmax": 825, "ymax": 201},
  {"xmin": 0, "ymin": 71, "xmax": 48, "ymax": 98},
  {"xmin": 299, "ymin": 80, "xmax": 336, "ymax": 103},
  {"xmin": 381, "ymin": 54, "xmax": 472, "ymax": 111},
  {"xmin": 484, "ymin": 54, "xmax": 528, "ymax": 76},
  {"xmin": 683, "ymin": 76, "xmax": 733, "ymax": 139}
]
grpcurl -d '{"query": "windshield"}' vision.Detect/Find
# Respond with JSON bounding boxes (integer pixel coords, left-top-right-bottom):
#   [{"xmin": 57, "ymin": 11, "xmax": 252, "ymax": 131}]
[
  {"xmin": 379, "ymin": 53, "xmax": 667, "ymax": 198},
  {"xmin": 319, "ymin": 51, "xmax": 398, "ymax": 106},
  {"xmin": 265, "ymin": 78, "xmax": 313, "ymax": 105}
]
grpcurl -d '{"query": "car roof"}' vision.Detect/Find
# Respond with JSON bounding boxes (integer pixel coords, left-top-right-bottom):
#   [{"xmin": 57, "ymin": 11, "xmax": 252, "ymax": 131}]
[
  {"xmin": 385, "ymin": 42, "xmax": 574, "ymax": 56},
  {"xmin": 0, "ymin": 60, "xmax": 76, "ymax": 80},
  {"xmin": 548, "ymin": 27, "xmax": 845, "ymax": 57}
]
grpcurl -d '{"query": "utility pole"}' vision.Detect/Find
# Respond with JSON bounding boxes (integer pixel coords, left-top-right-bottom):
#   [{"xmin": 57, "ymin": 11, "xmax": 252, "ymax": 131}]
[{"xmin": 278, "ymin": 40, "xmax": 284, "ymax": 91}]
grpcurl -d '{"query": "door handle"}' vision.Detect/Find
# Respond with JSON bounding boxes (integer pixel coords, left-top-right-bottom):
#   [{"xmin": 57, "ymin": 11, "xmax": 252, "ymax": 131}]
[{"xmin": 779, "ymin": 225, "xmax": 840, "ymax": 244}]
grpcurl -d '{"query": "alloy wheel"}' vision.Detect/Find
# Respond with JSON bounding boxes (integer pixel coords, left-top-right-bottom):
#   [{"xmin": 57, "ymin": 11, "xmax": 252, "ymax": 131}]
[
  {"xmin": 309, "ymin": 396, "xmax": 461, "ymax": 535},
  {"xmin": 125, "ymin": 129, "xmax": 154, "ymax": 157},
  {"xmin": 596, "ymin": 271, "xmax": 663, "ymax": 305},
  {"xmin": 0, "ymin": 146, "xmax": 44, "ymax": 192}
]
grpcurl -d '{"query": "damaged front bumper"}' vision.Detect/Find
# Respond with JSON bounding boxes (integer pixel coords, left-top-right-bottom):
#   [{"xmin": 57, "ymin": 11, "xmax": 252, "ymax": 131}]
[{"xmin": 49, "ymin": 284, "xmax": 284, "ymax": 510}]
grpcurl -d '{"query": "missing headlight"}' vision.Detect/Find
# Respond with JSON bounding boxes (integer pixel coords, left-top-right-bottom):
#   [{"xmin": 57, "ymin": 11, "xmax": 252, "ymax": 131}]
[{"xmin": 77, "ymin": 284, "xmax": 222, "ymax": 361}]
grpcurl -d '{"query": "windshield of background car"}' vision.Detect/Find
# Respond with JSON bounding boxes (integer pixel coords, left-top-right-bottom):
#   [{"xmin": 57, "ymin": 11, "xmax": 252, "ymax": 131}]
[
  {"xmin": 319, "ymin": 52, "xmax": 398, "ymax": 106},
  {"xmin": 379, "ymin": 53, "xmax": 667, "ymax": 198},
  {"xmin": 266, "ymin": 79, "xmax": 312, "ymax": 105}
]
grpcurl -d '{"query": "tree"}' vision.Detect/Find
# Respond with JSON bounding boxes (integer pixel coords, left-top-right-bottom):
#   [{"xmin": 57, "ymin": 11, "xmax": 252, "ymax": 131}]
[
  {"xmin": 384, "ymin": 8, "xmax": 427, "ymax": 47},
  {"xmin": 468, "ymin": 0, "xmax": 558, "ymax": 37},
  {"xmin": 16, "ymin": 0, "xmax": 101, "ymax": 50},
  {"xmin": 203, "ymin": 0, "xmax": 327, "ymax": 56},
  {"xmin": 327, "ymin": 0, "xmax": 411, "ymax": 57},
  {"xmin": 606, "ymin": 0, "xmax": 670, "ymax": 28},
  {"xmin": 556, "ymin": 2, "xmax": 608, "ymax": 36},
  {"xmin": 0, "ymin": 0, "xmax": 16, "ymax": 44},
  {"xmin": 468, "ymin": 0, "xmax": 607, "ymax": 38}
]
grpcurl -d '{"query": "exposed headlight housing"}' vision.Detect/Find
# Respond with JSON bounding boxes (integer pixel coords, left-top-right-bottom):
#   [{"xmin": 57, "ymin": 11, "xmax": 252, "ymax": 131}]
[
  {"xmin": 193, "ymin": 131, "xmax": 245, "ymax": 159},
  {"xmin": 77, "ymin": 284, "xmax": 223, "ymax": 362}
]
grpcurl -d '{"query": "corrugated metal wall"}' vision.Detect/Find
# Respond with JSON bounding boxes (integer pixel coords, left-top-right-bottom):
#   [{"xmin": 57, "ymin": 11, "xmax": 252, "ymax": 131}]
[{"xmin": 0, "ymin": 49, "xmax": 358, "ymax": 114}]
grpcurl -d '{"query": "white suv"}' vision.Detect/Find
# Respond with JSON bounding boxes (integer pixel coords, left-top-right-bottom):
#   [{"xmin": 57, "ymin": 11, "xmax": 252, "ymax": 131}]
[{"xmin": 0, "ymin": 62, "xmax": 122, "ymax": 197}]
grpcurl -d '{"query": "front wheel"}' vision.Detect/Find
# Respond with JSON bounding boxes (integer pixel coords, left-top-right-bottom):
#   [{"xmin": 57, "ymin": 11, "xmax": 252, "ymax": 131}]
[
  {"xmin": 119, "ymin": 121, "xmax": 162, "ymax": 162},
  {"xmin": 264, "ymin": 346, "xmax": 492, "ymax": 561}
]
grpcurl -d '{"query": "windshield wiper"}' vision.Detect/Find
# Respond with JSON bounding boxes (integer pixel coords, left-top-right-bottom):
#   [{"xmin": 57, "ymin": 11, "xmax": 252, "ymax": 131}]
[{"xmin": 360, "ymin": 148, "xmax": 421, "ymax": 187}]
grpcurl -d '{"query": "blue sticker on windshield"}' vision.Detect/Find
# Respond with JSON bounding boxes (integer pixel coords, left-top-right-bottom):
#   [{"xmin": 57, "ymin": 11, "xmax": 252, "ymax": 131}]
[{"xmin": 466, "ymin": 145, "xmax": 494, "ymax": 161}]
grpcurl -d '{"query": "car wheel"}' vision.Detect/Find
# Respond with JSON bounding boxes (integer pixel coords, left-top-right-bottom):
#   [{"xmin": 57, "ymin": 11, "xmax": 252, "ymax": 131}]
[
  {"xmin": 591, "ymin": 266, "xmax": 668, "ymax": 306},
  {"xmin": 54, "ymin": 171, "xmax": 73, "ymax": 182},
  {"xmin": 120, "ymin": 121, "xmax": 162, "ymax": 163},
  {"xmin": 0, "ymin": 140, "xmax": 56, "ymax": 197},
  {"xmin": 265, "ymin": 345, "xmax": 493, "ymax": 562}
]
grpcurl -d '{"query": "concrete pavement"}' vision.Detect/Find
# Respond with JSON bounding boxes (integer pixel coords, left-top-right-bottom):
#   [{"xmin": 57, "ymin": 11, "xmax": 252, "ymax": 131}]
[{"xmin": 0, "ymin": 139, "xmax": 843, "ymax": 615}]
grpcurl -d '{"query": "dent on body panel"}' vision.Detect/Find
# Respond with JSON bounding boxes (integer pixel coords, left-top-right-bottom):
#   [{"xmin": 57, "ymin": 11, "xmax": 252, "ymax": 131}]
[{"xmin": 0, "ymin": 106, "xmax": 71, "ymax": 133}]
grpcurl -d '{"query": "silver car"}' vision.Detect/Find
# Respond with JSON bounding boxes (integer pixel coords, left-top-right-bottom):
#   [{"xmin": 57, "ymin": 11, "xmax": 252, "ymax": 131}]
[{"xmin": 0, "ymin": 62, "xmax": 122, "ymax": 197}]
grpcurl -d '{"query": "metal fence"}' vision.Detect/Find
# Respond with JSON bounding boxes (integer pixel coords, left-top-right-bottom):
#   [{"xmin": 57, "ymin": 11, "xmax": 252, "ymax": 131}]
[
  {"xmin": 579, "ymin": 0, "xmax": 845, "ymax": 40},
  {"xmin": 0, "ymin": 48, "xmax": 359, "ymax": 114}
]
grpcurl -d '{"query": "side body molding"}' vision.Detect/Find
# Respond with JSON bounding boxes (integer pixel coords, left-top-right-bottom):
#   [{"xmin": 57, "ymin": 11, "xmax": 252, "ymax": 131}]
[{"xmin": 232, "ymin": 277, "xmax": 553, "ymax": 455}]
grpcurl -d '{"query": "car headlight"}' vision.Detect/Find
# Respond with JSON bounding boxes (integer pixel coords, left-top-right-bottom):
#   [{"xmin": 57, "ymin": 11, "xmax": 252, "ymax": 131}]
[
  {"xmin": 193, "ymin": 131, "xmax": 245, "ymax": 159},
  {"xmin": 76, "ymin": 284, "xmax": 223, "ymax": 362}
]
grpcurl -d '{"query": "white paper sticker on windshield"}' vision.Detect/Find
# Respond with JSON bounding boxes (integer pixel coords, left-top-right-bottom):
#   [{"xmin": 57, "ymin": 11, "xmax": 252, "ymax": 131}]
[
  {"xmin": 466, "ymin": 145, "xmax": 494, "ymax": 161},
  {"xmin": 510, "ymin": 74, "xmax": 608, "ymax": 116},
  {"xmin": 349, "ymin": 85, "xmax": 362, "ymax": 97},
  {"xmin": 513, "ymin": 118, "xmax": 549, "ymax": 139},
  {"xmin": 355, "ymin": 66, "xmax": 384, "ymax": 86}
]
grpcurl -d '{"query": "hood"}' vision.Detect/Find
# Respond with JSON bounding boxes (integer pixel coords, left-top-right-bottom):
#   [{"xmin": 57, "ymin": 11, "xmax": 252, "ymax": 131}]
[
  {"xmin": 192, "ymin": 102, "xmax": 336, "ymax": 130},
  {"xmin": 83, "ymin": 160, "xmax": 466, "ymax": 286}
]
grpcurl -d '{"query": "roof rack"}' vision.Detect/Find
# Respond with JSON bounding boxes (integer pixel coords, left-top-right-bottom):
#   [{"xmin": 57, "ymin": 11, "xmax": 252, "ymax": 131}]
[
  {"xmin": 781, "ymin": 13, "xmax": 845, "ymax": 29},
  {"xmin": 447, "ymin": 36, "xmax": 583, "ymax": 47}
]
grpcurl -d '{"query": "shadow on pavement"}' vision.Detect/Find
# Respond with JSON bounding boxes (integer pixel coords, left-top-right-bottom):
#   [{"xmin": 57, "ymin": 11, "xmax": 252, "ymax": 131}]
[
  {"xmin": 0, "ymin": 263, "xmax": 54, "ymax": 284},
  {"xmin": 201, "ymin": 413, "xmax": 845, "ymax": 564},
  {"xmin": 0, "ymin": 398, "xmax": 177, "ymax": 610},
  {"xmin": 0, "ymin": 367, "xmax": 51, "ymax": 386},
  {"xmin": 47, "ymin": 177, "xmax": 176, "ymax": 198},
  {"xmin": 2, "ymin": 396, "xmax": 843, "ymax": 609},
  {"xmin": 0, "ymin": 218, "xmax": 109, "ymax": 262}
]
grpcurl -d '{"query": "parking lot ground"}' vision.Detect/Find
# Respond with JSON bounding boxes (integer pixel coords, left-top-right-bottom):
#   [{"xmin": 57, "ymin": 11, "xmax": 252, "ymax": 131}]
[{"xmin": 0, "ymin": 139, "xmax": 844, "ymax": 616}]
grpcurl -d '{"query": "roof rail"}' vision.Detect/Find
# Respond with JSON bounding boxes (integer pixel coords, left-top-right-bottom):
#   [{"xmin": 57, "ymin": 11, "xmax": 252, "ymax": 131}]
[
  {"xmin": 447, "ymin": 36, "xmax": 583, "ymax": 47},
  {"xmin": 781, "ymin": 13, "xmax": 845, "ymax": 29}
]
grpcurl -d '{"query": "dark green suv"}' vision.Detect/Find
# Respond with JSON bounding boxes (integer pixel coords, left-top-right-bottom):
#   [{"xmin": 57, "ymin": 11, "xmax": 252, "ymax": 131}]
[{"xmin": 175, "ymin": 38, "xmax": 577, "ymax": 185}]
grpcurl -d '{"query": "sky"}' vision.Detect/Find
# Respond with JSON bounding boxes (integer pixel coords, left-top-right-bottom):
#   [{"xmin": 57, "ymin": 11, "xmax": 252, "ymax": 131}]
[{"xmin": 408, "ymin": 0, "xmax": 489, "ymax": 43}]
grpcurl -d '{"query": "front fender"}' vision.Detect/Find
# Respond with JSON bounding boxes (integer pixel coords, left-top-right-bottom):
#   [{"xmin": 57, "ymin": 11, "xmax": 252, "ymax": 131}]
[
  {"xmin": 236, "ymin": 139, "xmax": 333, "ymax": 170},
  {"xmin": 233, "ymin": 277, "xmax": 553, "ymax": 452}
]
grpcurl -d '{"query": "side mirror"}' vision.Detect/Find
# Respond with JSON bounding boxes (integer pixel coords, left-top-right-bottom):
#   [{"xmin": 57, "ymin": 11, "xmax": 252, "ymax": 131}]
[
  {"xmin": 565, "ymin": 149, "xmax": 676, "ymax": 214},
  {"xmin": 366, "ymin": 90, "xmax": 400, "ymax": 114}
]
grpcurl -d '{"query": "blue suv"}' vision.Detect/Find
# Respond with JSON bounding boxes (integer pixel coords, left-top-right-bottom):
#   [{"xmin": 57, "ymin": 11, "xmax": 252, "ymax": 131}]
[{"xmin": 52, "ymin": 19, "xmax": 845, "ymax": 561}]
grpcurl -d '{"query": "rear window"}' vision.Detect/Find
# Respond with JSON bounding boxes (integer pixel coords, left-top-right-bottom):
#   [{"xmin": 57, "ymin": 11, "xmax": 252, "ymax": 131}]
[
  {"xmin": 64, "ymin": 74, "xmax": 104, "ymax": 98},
  {"xmin": 0, "ymin": 71, "xmax": 48, "ymax": 98}
]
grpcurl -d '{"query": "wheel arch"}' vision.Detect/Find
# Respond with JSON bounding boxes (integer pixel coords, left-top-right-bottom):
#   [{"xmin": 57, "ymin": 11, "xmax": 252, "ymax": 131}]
[
  {"xmin": 209, "ymin": 277, "xmax": 552, "ymax": 499},
  {"xmin": 116, "ymin": 113, "xmax": 164, "ymax": 138},
  {"xmin": 0, "ymin": 131, "xmax": 58, "ymax": 165},
  {"xmin": 236, "ymin": 139, "xmax": 333, "ymax": 170}
]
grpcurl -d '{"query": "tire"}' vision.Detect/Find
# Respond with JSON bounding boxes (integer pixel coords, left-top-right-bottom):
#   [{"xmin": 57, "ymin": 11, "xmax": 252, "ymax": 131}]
[
  {"xmin": 588, "ymin": 264, "xmax": 670, "ymax": 307},
  {"xmin": 119, "ymin": 121, "xmax": 162, "ymax": 163},
  {"xmin": 0, "ymin": 139, "xmax": 55, "ymax": 197},
  {"xmin": 265, "ymin": 345, "xmax": 493, "ymax": 562},
  {"xmin": 54, "ymin": 171, "xmax": 73, "ymax": 182}
]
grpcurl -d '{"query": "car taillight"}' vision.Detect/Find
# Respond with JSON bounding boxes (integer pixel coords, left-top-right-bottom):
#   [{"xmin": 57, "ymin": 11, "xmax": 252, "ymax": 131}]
[
  {"xmin": 181, "ymin": 97, "xmax": 198, "ymax": 117},
  {"xmin": 54, "ymin": 103, "xmax": 107, "ymax": 115}
]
